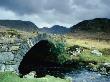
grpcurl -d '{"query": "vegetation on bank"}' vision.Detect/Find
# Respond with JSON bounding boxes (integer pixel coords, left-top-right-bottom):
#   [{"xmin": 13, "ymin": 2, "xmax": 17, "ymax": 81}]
[
  {"xmin": 43, "ymin": 34, "xmax": 110, "ymax": 72},
  {"xmin": 36, "ymin": 33, "xmax": 110, "ymax": 66},
  {"xmin": 50, "ymin": 35, "xmax": 110, "ymax": 63},
  {"xmin": 0, "ymin": 72, "xmax": 70, "ymax": 82}
]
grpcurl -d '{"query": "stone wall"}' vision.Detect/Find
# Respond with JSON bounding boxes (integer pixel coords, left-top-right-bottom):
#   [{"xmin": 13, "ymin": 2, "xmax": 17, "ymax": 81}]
[
  {"xmin": 0, "ymin": 38, "xmax": 31, "ymax": 73},
  {"xmin": 0, "ymin": 33, "xmax": 55, "ymax": 73}
]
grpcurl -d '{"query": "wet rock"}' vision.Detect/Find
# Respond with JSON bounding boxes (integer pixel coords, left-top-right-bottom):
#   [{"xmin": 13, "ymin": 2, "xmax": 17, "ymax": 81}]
[
  {"xmin": 103, "ymin": 63, "xmax": 110, "ymax": 67},
  {"xmin": 99, "ymin": 63, "xmax": 110, "ymax": 75},
  {"xmin": 99, "ymin": 67, "xmax": 108, "ymax": 75},
  {"xmin": 87, "ymin": 63, "xmax": 98, "ymax": 72}
]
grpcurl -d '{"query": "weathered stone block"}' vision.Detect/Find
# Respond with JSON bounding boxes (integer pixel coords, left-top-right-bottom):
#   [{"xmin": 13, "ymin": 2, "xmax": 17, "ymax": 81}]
[{"xmin": 0, "ymin": 52, "xmax": 14, "ymax": 63}]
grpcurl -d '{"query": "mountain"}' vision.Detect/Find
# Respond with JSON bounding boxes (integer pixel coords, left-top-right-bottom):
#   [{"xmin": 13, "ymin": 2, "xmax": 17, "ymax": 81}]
[
  {"xmin": 0, "ymin": 20, "xmax": 38, "ymax": 32},
  {"xmin": 70, "ymin": 18, "xmax": 110, "ymax": 33},
  {"xmin": 40, "ymin": 25, "xmax": 70, "ymax": 34}
]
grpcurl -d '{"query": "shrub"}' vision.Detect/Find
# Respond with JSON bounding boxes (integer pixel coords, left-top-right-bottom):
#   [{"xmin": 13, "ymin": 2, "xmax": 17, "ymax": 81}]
[
  {"xmin": 53, "ymin": 41, "xmax": 69, "ymax": 64},
  {"xmin": 101, "ymin": 48, "xmax": 110, "ymax": 55}
]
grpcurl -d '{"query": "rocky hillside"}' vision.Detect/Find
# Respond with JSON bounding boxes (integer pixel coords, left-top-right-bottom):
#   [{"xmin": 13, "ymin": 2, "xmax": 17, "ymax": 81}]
[
  {"xmin": 0, "ymin": 20, "xmax": 38, "ymax": 32},
  {"xmin": 70, "ymin": 18, "xmax": 110, "ymax": 33},
  {"xmin": 40, "ymin": 25, "xmax": 70, "ymax": 34}
]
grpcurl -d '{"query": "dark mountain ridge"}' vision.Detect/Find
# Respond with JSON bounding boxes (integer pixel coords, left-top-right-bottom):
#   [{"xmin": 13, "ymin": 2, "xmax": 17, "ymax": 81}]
[
  {"xmin": 40, "ymin": 25, "xmax": 70, "ymax": 34},
  {"xmin": 0, "ymin": 20, "xmax": 38, "ymax": 32},
  {"xmin": 70, "ymin": 18, "xmax": 110, "ymax": 33}
]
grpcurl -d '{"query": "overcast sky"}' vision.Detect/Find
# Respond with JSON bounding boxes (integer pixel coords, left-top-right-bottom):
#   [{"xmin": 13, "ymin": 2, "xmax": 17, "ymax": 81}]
[{"xmin": 0, "ymin": 0, "xmax": 110, "ymax": 28}]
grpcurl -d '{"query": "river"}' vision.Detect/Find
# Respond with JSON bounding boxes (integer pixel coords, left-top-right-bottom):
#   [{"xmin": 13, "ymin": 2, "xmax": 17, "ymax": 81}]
[{"xmin": 66, "ymin": 69, "xmax": 110, "ymax": 82}]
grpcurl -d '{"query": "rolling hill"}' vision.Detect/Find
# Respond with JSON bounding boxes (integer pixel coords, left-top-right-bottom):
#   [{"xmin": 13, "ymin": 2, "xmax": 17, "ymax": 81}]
[
  {"xmin": 70, "ymin": 18, "xmax": 110, "ymax": 33},
  {"xmin": 0, "ymin": 20, "xmax": 38, "ymax": 32}
]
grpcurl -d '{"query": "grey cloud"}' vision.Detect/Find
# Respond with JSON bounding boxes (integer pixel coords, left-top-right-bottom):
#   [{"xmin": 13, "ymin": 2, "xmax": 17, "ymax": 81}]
[
  {"xmin": 0, "ymin": 0, "xmax": 73, "ymax": 15},
  {"xmin": 0, "ymin": 0, "xmax": 110, "ymax": 28},
  {"xmin": 0, "ymin": 0, "xmax": 45, "ymax": 14},
  {"xmin": 101, "ymin": 0, "xmax": 110, "ymax": 5},
  {"xmin": 73, "ymin": 0, "xmax": 101, "ymax": 9},
  {"xmin": 44, "ymin": 0, "xmax": 73, "ymax": 14}
]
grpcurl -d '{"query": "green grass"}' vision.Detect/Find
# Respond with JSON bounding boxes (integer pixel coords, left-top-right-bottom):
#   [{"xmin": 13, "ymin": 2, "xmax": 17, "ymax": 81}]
[
  {"xmin": 65, "ymin": 35, "xmax": 110, "ymax": 64},
  {"xmin": 66, "ymin": 35, "xmax": 110, "ymax": 49},
  {"xmin": 0, "ymin": 72, "xmax": 71, "ymax": 82},
  {"xmin": 78, "ymin": 51, "xmax": 110, "ymax": 63},
  {"xmin": 69, "ymin": 50, "xmax": 110, "ymax": 64}
]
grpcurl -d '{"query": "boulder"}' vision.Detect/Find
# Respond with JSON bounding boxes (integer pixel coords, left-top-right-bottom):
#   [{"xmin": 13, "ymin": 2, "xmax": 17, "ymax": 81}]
[
  {"xmin": 68, "ymin": 45, "xmax": 82, "ymax": 56},
  {"xmin": 91, "ymin": 50, "xmax": 102, "ymax": 56},
  {"xmin": 23, "ymin": 71, "xmax": 36, "ymax": 79},
  {"xmin": 103, "ymin": 63, "xmax": 110, "ymax": 67},
  {"xmin": 99, "ymin": 63, "xmax": 110, "ymax": 75}
]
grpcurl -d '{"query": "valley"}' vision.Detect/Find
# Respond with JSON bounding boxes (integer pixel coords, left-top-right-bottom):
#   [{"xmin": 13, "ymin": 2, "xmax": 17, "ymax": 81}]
[{"xmin": 0, "ymin": 18, "xmax": 110, "ymax": 82}]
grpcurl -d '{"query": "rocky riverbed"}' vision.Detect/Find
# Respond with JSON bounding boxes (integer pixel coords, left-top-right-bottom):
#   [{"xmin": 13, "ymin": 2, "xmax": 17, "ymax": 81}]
[{"xmin": 66, "ymin": 69, "xmax": 110, "ymax": 82}]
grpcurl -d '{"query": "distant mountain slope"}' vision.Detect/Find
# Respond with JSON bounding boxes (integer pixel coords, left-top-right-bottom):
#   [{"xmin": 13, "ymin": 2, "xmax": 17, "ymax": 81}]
[
  {"xmin": 0, "ymin": 20, "xmax": 38, "ymax": 32},
  {"xmin": 70, "ymin": 18, "xmax": 110, "ymax": 33},
  {"xmin": 40, "ymin": 25, "xmax": 70, "ymax": 34}
]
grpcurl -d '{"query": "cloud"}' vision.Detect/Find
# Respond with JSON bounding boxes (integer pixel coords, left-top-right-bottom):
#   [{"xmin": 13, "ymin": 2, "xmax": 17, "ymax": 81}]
[
  {"xmin": 0, "ymin": 0, "xmax": 110, "ymax": 28},
  {"xmin": 0, "ymin": 0, "xmax": 73, "ymax": 15}
]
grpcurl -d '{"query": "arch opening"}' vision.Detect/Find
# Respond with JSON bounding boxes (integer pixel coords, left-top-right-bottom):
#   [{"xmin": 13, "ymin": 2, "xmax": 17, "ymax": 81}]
[{"xmin": 18, "ymin": 40, "xmax": 64, "ymax": 78}]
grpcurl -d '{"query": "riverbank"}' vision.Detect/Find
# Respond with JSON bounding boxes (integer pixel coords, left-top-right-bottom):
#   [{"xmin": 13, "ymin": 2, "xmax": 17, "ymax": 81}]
[
  {"xmin": 64, "ymin": 35, "xmax": 110, "ymax": 75},
  {"xmin": 0, "ymin": 72, "xmax": 71, "ymax": 82}
]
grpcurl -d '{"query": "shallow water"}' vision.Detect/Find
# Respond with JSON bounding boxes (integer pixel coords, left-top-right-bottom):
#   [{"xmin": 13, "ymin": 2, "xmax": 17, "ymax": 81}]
[{"xmin": 66, "ymin": 69, "xmax": 110, "ymax": 82}]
